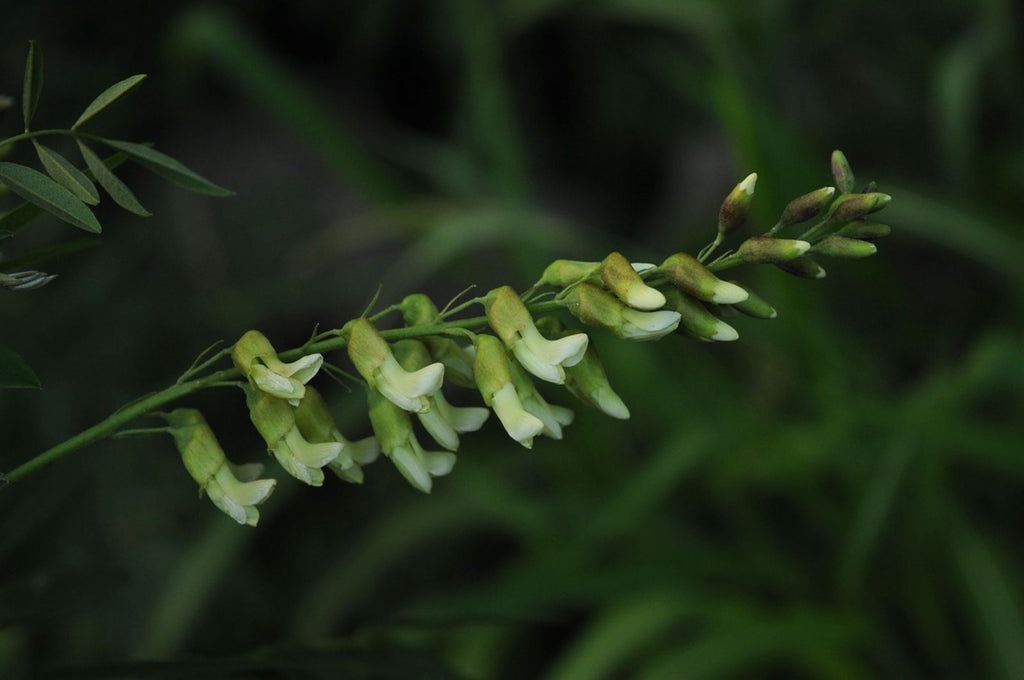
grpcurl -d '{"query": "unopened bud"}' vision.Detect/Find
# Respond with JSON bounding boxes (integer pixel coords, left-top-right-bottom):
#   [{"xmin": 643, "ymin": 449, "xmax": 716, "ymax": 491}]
[
  {"xmin": 538, "ymin": 260, "xmax": 601, "ymax": 287},
  {"xmin": 775, "ymin": 257, "xmax": 826, "ymax": 279},
  {"xmin": 830, "ymin": 192, "xmax": 890, "ymax": 222},
  {"xmin": 737, "ymin": 236, "xmax": 811, "ymax": 264},
  {"xmin": 663, "ymin": 289, "xmax": 738, "ymax": 342},
  {"xmin": 659, "ymin": 253, "xmax": 748, "ymax": 304},
  {"xmin": 780, "ymin": 186, "xmax": 835, "ymax": 226},
  {"xmin": 811, "ymin": 235, "xmax": 877, "ymax": 258},
  {"xmin": 562, "ymin": 283, "xmax": 680, "ymax": 341},
  {"xmin": 836, "ymin": 221, "xmax": 890, "ymax": 240},
  {"xmin": 601, "ymin": 251, "xmax": 665, "ymax": 310},
  {"xmin": 831, "ymin": 150, "xmax": 855, "ymax": 194},
  {"xmin": 717, "ymin": 173, "xmax": 757, "ymax": 239},
  {"xmin": 537, "ymin": 315, "xmax": 629, "ymax": 419},
  {"xmin": 727, "ymin": 282, "xmax": 776, "ymax": 319}
]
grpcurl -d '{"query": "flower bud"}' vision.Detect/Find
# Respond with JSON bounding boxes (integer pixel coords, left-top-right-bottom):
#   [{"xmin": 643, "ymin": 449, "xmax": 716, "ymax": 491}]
[
  {"xmin": 779, "ymin": 186, "xmax": 835, "ymax": 226},
  {"xmin": 393, "ymin": 340, "xmax": 488, "ymax": 451},
  {"xmin": 811, "ymin": 235, "xmax": 877, "ymax": 258},
  {"xmin": 347, "ymin": 318, "xmax": 444, "ymax": 413},
  {"xmin": 829, "ymin": 192, "xmax": 890, "ymax": 222},
  {"xmin": 232, "ymin": 330, "xmax": 322, "ymax": 406},
  {"xmin": 367, "ymin": 388, "xmax": 455, "ymax": 493},
  {"xmin": 601, "ymin": 251, "xmax": 666, "ymax": 311},
  {"xmin": 737, "ymin": 236, "xmax": 811, "ymax": 264},
  {"xmin": 831, "ymin": 150, "xmax": 855, "ymax": 195},
  {"xmin": 775, "ymin": 257, "xmax": 826, "ymax": 279},
  {"xmin": 727, "ymin": 282, "xmax": 776, "ymax": 319},
  {"xmin": 659, "ymin": 253, "xmax": 748, "ymax": 304},
  {"xmin": 166, "ymin": 408, "xmax": 275, "ymax": 526},
  {"xmin": 485, "ymin": 286, "xmax": 588, "ymax": 384},
  {"xmin": 662, "ymin": 289, "xmax": 738, "ymax": 342},
  {"xmin": 717, "ymin": 172, "xmax": 757, "ymax": 240},
  {"xmin": 836, "ymin": 221, "xmax": 890, "ymax": 240},
  {"xmin": 562, "ymin": 283, "xmax": 680, "ymax": 341},
  {"xmin": 538, "ymin": 260, "xmax": 601, "ymax": 288},
  {"xmin": 245, "ymin": 387, "xmax": 341, "ymax": 486},
  {"xmin": 473, "ymin": 334, "xmax": 544, "ymax": 448},
  {"xmin": 294, "ymin": 385, "xmax": 379, "ymax": 484}
]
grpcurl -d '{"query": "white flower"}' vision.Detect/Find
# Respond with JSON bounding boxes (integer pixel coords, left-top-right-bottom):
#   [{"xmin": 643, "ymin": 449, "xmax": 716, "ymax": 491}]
[
  {"xmin": 375, "ymin": 353, "xmax": 445, "ymax": 413},
  {"xmin": 510, "ymin": 323, "xmax": 589, "ymax": 384},
  {"xmin": 490, "ymin": 382, "xmax": 545, "ymax": 448},
  {"xmin": 390, "ymin": 438, "xmax": 457, "ymax": 493},
  {"xmin": 232, "ymin": 330, "xmax": 323, "ymax": 406},
  {"xmin": 418, "ymin": 390, "xmax": 490, "ymax": 451},
  {"xmin": 269, "ymin": 428, "xmax": 342, "ymax": 487}
]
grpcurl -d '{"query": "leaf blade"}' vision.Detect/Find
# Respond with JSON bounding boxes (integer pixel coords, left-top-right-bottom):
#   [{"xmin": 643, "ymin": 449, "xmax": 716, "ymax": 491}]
[
  {"xmin": 33, "ymin": 141, "xmax": 101, "ymax": 205},
  {"xmin": 0, "ymin": 162, "xmax": 101, "ymax": 233},
  {"xmin": 72, "ymin": 74, "xmax": 147, "ymax": 129},
  {"xmin": 77, "ymin": 141, "xmax": 150, "ymax": 216},
  {"xmin": 97, "ymin": 138, "xmax": 233, "ymax": 197},
  {"xmin": 22, "ymin": 40, "xmax": 44, "ymax": 129},
  {"xmin": 0, "ymin": 343, "xmax": 41, "ymax": 389}
]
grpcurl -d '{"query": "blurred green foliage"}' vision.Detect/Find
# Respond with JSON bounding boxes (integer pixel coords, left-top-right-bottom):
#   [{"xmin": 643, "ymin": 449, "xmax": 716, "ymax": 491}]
[{"xmin": 1, "ymin": 1, "xmax": 1022, "ymax": 678}]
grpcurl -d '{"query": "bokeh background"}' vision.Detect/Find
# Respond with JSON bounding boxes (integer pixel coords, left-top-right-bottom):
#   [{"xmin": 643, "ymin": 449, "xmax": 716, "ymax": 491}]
[{"xmin": 2, "ymin": 2, "xmax": 1022, "ymax": 678}]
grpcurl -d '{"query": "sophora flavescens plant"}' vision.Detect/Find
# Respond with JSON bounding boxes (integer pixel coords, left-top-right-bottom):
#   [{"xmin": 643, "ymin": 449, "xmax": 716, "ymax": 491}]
[{"xmin": 2, "ymin": 131, "xmax": 893, "ymax": 525}]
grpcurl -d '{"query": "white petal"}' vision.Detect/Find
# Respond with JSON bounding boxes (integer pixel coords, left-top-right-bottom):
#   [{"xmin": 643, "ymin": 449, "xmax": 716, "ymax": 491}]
[
  {"xmin": 631, "ymin": 262, "xmax": 657, "ymax": 274},
  {"xmin": 390, "ymin": 444, "xmax": 432, "ymax": 493},
  {"xmin": 436, "ymin": 395, "xmax": 489, "ymax": 433},
  {"xmin": 522, "ymin": 325, "xmax": 589, "ymax": 367},
  {"xmin": 512, "ymin": 341, "xmax": 565, "ymax": 384},
  {"xmin": 217, "ymin": 466, "xmax": 276, "ymax": 506},
  {"xmin": 272, "ymin": 439, "xmax": 324, "ymax": 486},
  {"xmin": 272, "ymin": 353, "xmax": 323, "ymax": 384},
  {"xmin": 285, "ymin": 428, "xmax": 342, "ymax": 467},
  {"xmin": 418, "ymin": 406, "xmax": 460, "ymax": 451},
  {"xmin": 624, "ymin": 285, "xmax": 666, "ymax": 311},
  {"xmin": 620, "ymin": 309, "xmax": 681, "ymax": 341},
  {"xmin": 376, "ymin": 380, "xmax": 429, "ymax": 413},
  {"xmin": 491, "ymin": 383, "xmax": 544, "ymax": 448},
  {"xmin": 379, "ymin": 355, "xmax": 444, "ymax": 399},
  {"xmin": 710, "ymin": 280, "xmax": 749, "ymax": 305},
  {"xmin": 346, "ymin": 436, "xmax": 380, "ymax": 465},
  {"xmin": 205, "ymin": 477, "xmax": 250, "ymax": 525},
  {"xmin": 229, "ymin": 462, "xmax": 265, "ymax": 483},
  {"xmin": 593, "ymin": 385, "xmax": 630, "ymax": 419},
  {"xmin": 710, "ymin": 320, "xmax": 739, "ymax": 342},
  {"xmin": 251, "ymin": 364, "xmax": 305, "ymax": 401},
  {"xmin": 422, "ymin": 449, "xmax": 457, "ymax": 477}
]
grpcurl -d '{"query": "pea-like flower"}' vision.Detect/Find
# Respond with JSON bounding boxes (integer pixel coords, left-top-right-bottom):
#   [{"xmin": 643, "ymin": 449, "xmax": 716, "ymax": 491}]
[
  {"xmin": 245, "ymin": 387, "xmax": 342, "ymax": 486},
  {"xmin": 392, "ymin": 340, "xmax": 489, "ymax": 451},
  {"xmin": 347, "ymin": 318, "xmax": 444, "ymax": 413},
  {"xmin": 601, "ymin": 252, "xmax": 666, "ymax": 311},
  {"xmin": 367, "ymin": 389, "xmax": 456, "ymax": 493},
  {"xmin": 510, "ymin": 362, "xmax": 574, "ymax": 440},
  {"xmin": 232, "ymin": 330, "xmax": 322, "ymax": 406},
  {"xmin": 486, "ymin": 285, "xmax": 588, "ymax": 384},
  {"xmin": 563, "ymin": 283, "xmax": 681, "ymax": 341},
  {"xmin": 294, "ymin": 385, "xmax": 380, "ymax": 484},
  {"xmin": 474, "ymin": 334, "xmax": 545, "ymax": 448},
  {"xmin": 166, "ymin": 408, "xmax": 276, "ymax": 526}
]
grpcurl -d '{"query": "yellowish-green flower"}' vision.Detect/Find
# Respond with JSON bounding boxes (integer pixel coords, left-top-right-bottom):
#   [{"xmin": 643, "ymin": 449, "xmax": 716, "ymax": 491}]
[{"xmin": 232, "ymin": 330, "xmax": 322, "ymax": 406}]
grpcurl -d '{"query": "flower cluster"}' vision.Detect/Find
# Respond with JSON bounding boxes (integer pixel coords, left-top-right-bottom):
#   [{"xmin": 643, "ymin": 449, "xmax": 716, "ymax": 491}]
[{"xmin": 163, "ymin": 151, "xmax": 890, "ymax": 526}]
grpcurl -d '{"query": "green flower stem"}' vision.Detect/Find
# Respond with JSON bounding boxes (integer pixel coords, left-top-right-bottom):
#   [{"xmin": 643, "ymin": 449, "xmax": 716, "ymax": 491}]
[
  {"xmin": 1, "ymin": 300, "xmax": 563, "ymax": 488},
  {"xmin": 0, "ymin": 128, "xmax": 96, "ymax": 148}
]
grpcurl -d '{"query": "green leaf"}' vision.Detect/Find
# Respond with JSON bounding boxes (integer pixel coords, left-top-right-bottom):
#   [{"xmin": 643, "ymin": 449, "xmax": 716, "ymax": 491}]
[
  {"xmin": 72, "ymin": 74, "xmax": 147, "ymax": 129},
  {"xmin": 0, "ymin": 343, "xmax": 41, "ymax": 389},
  {"xmin": 33, "ymin": 141, "xmax": 100, "ymax": 205},
  {"xmin": 77, "ymin": 141, "xmax": 150, "ymax": 216},
  {"xmin": 97, "ymin": 138, "xmax": 234, "ymax": 197},
  {"xmin": 0, "ymin": 162, "xmax": 101, "ymax": 233},
  {"xmin": 22, "ymin": 40, "xmax": 44, "ymax": 129}
]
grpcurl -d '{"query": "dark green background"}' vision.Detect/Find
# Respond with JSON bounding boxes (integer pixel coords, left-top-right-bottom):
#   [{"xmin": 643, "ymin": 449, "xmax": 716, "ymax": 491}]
[{"xmin": 2, "ymin": 2, "xmax": 1022, "ymax": 678}]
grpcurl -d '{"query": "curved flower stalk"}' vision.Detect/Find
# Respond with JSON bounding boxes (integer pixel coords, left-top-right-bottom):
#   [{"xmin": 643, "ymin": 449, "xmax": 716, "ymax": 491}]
[
  {"xmin": 1, "ymin": 150, "xmax": 895, "ymax": 528},
  {"xmin": 245, "ymin": 387, "xmax": 341, "ymax": 486},
  {"xmin": 347, "ymin": 318, "xmax": 444, "ymax": 413},
  {"xmin": 294, "ymin": 385, "xmax": 380, "ymax": 484},
  {"xmin": 166, "ymin": 409, "xmax": 275, "ymax": 526},
  {"xmin": 232, "ymin": 330, "xmax": 322, "ymax": 406}
]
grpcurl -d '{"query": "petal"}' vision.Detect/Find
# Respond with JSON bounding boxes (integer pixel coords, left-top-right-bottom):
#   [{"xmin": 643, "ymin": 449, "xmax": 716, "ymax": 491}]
[
  {"xmin": 390, "ymin": 444, "xmax": 433, "ymax": 493},
  {"xmin": 491, "ymin": 383, "xmax": 544, "ymax": 448},
  {"xmin": 271, "ymin": 440, "xmax": 324, "ymax": 486},
  {"xmin": 512, "ymin": 341, "xmax": 565, "ymax": 384},
  {"xmin": 422, "ymin": 449, "xmax": 457, "ymax": 477},
  {"xmin": 205, "ymin": 477, "xmax": 250, "ymax": 525},
  {"xmin": 251, "ymin": 364, "xmax": 305, "ymax": 401},
  {"xmin": 623, "ymin": 285, "xmax": 666, "ymax": 311},
  {"xmin": 710, "ymin": 280, "xmax": 749, "ymax": 305},
  {"xmin": 418, "ymin": 405, "xmax": 461, "ymax": 451},
  {"xmin": 216, "ymin": 466, "xmax": 276, "ymax": 506},
  {"xmin": 523, "ymin": 324, "xmax": 588, "ymax": 367},
  {"xmin": 435, "ymin": 394, "xmax": 489, "ymax": 433},
  {"xmin": 631, "ymin": 262, "xmax": 657, "ymax": 274},
  {"xmin": 346, "ymin": 436, "xmax": 381, "ymax": 465},
  {"xmin": 379, "ymin": 355, "xmax": 444, "ymax": 399},
  {"xmin": 272, "ymin": 353, "xmax": 323, "ymax": 384},
  {"xmin": 620, "ymin": 309, "xmax": 680, "ymax": 341},
  {"xmin": 285, "ymin": 428, "xmax": 342, "ymax": 468},
  {"xmin": 593, "ymin": 385, "xmax": 630, "ymax": 419}
]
